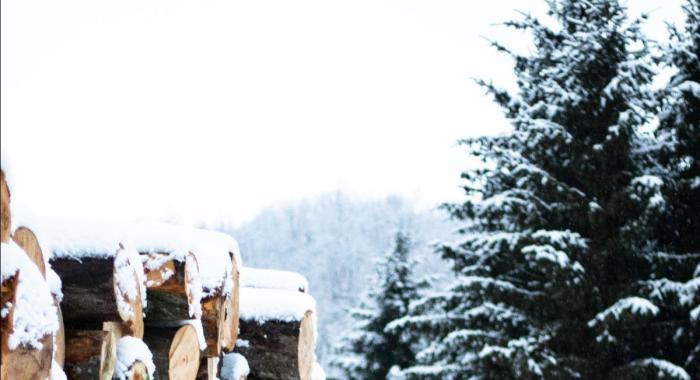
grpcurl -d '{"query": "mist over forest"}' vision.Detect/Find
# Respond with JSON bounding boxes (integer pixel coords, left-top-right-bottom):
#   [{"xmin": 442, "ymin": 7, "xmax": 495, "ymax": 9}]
[{"xmin": 219, "ymin": 193, "xmax": 455, "ymax": 369}]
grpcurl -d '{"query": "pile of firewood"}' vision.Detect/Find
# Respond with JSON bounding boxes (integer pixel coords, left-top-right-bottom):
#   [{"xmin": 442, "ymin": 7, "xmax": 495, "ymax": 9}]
[{"xmin": 0, "ymin": 167, "xmax": 324, "ymax": 380}]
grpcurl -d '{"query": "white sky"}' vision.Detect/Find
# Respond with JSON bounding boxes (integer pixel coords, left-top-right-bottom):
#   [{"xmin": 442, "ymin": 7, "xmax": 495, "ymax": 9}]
[{"xmin": 1, "ymin": 0, "xmax": 685, "ymax": 227}]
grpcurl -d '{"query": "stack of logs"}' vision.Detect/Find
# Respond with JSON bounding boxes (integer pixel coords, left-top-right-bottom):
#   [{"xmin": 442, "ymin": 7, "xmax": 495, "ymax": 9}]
[{"xmin": 0, "ymin": 168, "xmax": 320, "ymax": 380}]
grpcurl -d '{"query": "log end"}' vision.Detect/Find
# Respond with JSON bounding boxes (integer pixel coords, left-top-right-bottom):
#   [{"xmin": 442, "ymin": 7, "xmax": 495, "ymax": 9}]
[
  {"xmin": 12, "ymin": 227, "xmax": 47, "ymax": 279},
  {"xmin": 298, "ymin": 310, "xmax": 316, "ymax": 380},
  {"xmin": 169, "ymin": 324, "xmax": 201, "ymax": 380}
]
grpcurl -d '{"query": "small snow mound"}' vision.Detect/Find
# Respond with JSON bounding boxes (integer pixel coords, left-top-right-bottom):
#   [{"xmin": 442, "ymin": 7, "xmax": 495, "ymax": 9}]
[
  {"xmin": 311, "ymin": 362, "xmax": 326, "ymax": 380},
  {"xmin": 220, "ymin": 352, "xmax": 250, "ymax": 380},
  {"xmin": 114, "ymin": 336, "xmax": 155, "ymax": 380},
  {"xmin": 50, "ymin": 360, "xmax": 67, "ymax": 380}
]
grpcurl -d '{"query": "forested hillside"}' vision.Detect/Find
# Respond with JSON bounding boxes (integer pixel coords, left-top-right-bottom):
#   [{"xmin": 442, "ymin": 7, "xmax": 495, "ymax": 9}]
[{"xmin": 222, "ymin": 193, "xmax": 455, "ymax": 369}]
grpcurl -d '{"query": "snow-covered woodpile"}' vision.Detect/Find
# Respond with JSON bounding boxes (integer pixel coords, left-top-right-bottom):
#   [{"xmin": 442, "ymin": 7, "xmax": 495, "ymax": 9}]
[{"xmin": 0, "ymin": 166, "xmax": 325, "ymax": 380}]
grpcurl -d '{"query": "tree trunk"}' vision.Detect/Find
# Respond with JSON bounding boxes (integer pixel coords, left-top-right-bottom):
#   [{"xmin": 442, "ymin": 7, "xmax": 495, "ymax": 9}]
[
  {"xmin": 235, "ymin": 311, "xmax": 315, "ymax": 380},
  {"xmin": 143, "ymin": 324, "xmax": 202, "ymax": 380},
  {"xmin": 144, "ymin": 252, "xmax": 200, "ymax": 322},
  {"xmin": 52, "ymin": 247, "xmax": 144, "ymax": 338}
]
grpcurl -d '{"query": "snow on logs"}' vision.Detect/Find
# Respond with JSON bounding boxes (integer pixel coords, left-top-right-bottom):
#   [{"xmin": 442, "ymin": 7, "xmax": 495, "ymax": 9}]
[
  {"xmin": 51, "ymin": 243, "xmax": 146, "ymax": 338},
  {"xmin": 236, "ymin": 287, "xmax": 316, "ymax": 380},
  {"xmin": 240, "ymin": 267, "xmax": 309, "ymax": 293},
  {"xmin": 0, "ymin": 242, "xmax": 58, "ymax": 380},
  {"xmin": 133, "ymin": 223, "xmax": 241, "ymax": 356}
]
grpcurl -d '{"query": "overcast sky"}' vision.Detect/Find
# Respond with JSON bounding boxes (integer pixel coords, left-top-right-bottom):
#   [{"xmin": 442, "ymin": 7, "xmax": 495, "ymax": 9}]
[{"xmin": 1, "ymin": 0, "xmax": 685, "ymax": 227}]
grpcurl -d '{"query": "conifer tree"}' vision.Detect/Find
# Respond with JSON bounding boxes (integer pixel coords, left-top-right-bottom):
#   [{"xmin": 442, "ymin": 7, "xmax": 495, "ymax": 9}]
[
  {"xmin": 643, "ymin": 0, "xmax": 700, "ymax": 376},
  {"xmin": 387, "ymin": 1, "xmax": 697, "ymax": 379},
  {"xmin": 332, "ymin": 231, "xmax": 419, "ymax": 380}
]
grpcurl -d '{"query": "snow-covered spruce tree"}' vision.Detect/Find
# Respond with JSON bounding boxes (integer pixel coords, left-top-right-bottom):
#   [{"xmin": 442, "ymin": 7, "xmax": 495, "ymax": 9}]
[
  {"xmin": 386, "ymin": 1, "xmax": 694, "ymax": 379},
  {"xmin": 641, "ymin": 0, "xmax": 700, "ymax": 377},
  {"xmin": 331, "ymin": 231, "xmax": 419, "ymax": 379}
]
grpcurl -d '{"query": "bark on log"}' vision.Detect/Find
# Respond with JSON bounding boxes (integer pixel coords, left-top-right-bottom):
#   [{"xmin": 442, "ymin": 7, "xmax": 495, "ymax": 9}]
[
  {"xmin": 143, "ymin": 324, "xmax": 202, "ymax": 380},
  {"xmin": 235, "ymin": 310, "xmax": 315, "ymax": 380},
  {"xmin": 0, "ymin": 271, "xmax": 18, "ymax": 357},
  {"xmin": 221, "ymin": 253, "xmax": 240, "ymax": 353},
  {"xmin": 63, "ymin": 322, "xmax": 121, "ymax": 380},
  {"xmin": 144, "ymin": 252, "xmax": 199, "ymax": 322},
  {"xmin": 0, "ymin": 169, "xmax": 10, "ymax": 243},
  {"xmin": 201, "ymin": 292, "xmax": 225, "ymax": 358},
  {"xmin": 52, "ymin": 247, "xmax": 144, "ymax": 338}
]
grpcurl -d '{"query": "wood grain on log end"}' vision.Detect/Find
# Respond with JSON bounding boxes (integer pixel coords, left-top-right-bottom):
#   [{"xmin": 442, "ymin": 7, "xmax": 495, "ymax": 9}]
[
  {"xmin": 298, "ymin": 311, "xmax": 315, "ymax": 380},
  {"xmin": 12, "ymin": 227, "xmax": 47, "ymax": 279},
  {"xmin": 0, "ymin": 333, "xmax": 53, "ymax": 380},
  {"xmin": 169, "ymin": 324, "xmax": 201, "ymax": 380}
]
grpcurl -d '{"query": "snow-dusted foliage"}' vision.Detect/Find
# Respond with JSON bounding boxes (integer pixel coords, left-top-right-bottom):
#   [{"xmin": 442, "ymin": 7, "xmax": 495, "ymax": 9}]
[
  {"xmin": 647, "ymin": 1, "xmax": 700, "ymax": 376},
  {"xmin": 331, "ymin": 231, "xmax": 420, "ymax": 379},
  {"xmin": 391, "ymin": 1, "xmax": 700, "ymax": 378}
]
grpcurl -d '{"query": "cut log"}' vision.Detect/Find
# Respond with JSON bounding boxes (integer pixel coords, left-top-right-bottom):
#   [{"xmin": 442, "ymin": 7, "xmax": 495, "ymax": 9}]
[
  {"xmin": 52, "ymin": 246, "xmax": 144, "ymax": 338},
  {"xmin": 64, "ymin": 328, "xmax": 117, "ymax": 380},
  {"xmin": 143, "ymin": 251, "xmax": 201, "ymax": 322},
  {"xmin": 235, "ymin": 288, "xmax": 316, "ymax": 380},
  {"xmin": 0, "ymin": 169, "xmax": 10, "ymax": 243},
  {"xmin": 143, "ymin": 324, "xmax": 202, "ymax": 380},
  {"xmin": 201, "ymin": 292, "xmax": 225, "ymax": 357},
  {"xmin": 12, "ymin": 226, "xmax": 46, "ymax": 278},
  {"xmin": 221, "ymin": 253, "xmax": 240, "ymax": 353},
  {"xmin": 1, "ymin": 333, "xmax": 53, "ymax": 380},
  {"xmin": 0, "ymin": 271, "xmax": 18, "ymax": 357},
  {"xmin": 54, "ymin": 296, "xmax": 66, "ymax": 368},
  {"xmin": 1, "ymin": 242, "xmax": 57, "ymax": 380}
]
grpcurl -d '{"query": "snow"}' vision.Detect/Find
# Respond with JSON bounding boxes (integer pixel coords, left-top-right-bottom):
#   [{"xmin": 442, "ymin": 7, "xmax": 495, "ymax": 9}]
[
  {"xmin": 240, "ymin": 287, "xmax": 316, "ymax": 323},
  {"xmin": 114, "ymin": 245, "xmax": 148, "ymax": 315},
  {"xmin": 114, "ymin": 336, "xmax": 156, "ymax": 380},
  {"xmin": 1, "ymin": 242, "xmax": 59, "ymax": 350},
  {"xmin": 677, "ymin": 80, "xmax": 700, "ymax": 98},
  {"xmin": 588, "ymin": 297, "xmax": 659, "ymax": 328},
  {"xmin": 631, "ymin": 358, "xmax": 690, "ymax": 380},
  {"xmin": 311, "ymin": 361, "xmax": 326, "ymax": 380},
  {"xmin": 219, "ymin": 352, "xmax": 250, "ymax": 380},
  {"xmin": 30, "ymin": 218, "xmax": 239, "ymax": 298},
  {"xmin": 46, "ymin": 268, "xmax": 63, "ymax": 302},
  {"xmin": 240, "ymin": 267, "xmax": 309, "ymax": 293},
  {"xmin": 49, "ymin": 360, "xmax": 67, "ymax": 380},
  {"xmin": 185, "ymin": 319, "xmax": 207, "ymax": 350}
]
